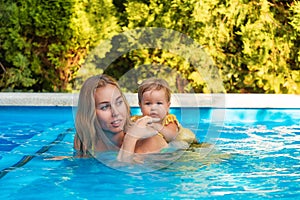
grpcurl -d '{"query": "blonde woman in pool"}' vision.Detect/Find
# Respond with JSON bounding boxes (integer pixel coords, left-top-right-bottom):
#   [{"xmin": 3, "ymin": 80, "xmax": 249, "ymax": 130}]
[
  {"xmin": 74, "ymin": 74, "xmax": 168, "ymax": 162},
  {"xmin": 131, "ymin": 78, "xmax": 197, "ymax": 152}
]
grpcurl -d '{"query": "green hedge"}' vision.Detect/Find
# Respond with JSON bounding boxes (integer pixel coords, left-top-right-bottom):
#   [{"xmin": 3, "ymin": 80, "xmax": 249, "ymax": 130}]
[
  {"xmin": 0, "ymin": 0, "xmax": 299, "ymax": 93},
  {"xmin": 0, "ymin": 0, "xmax": 118, "ymax": 91},
  {"xmin": 116, "ymin": 0, "xmax": 300, "ymax": 93}
]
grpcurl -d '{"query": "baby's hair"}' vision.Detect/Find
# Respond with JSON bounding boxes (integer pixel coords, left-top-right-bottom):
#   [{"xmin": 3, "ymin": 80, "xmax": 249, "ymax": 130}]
[{"xmin": 138, "ymin": 78, "xmax": 171, "ymax": 103}]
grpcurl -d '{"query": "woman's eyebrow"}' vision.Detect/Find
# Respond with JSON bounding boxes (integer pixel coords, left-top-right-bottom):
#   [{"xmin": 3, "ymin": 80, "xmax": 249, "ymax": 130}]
[
  {"xmin": 96, "ymin": 101, "xmax": 110, "ymax": 105},
  {"xmin": 116, "ymin": 96, "xmax": 122, "ymax": 101}
]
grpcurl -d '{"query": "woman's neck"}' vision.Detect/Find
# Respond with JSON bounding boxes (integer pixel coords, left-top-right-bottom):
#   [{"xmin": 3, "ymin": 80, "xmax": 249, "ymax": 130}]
[{"xmin": 105, "ymin": 130, "xmax": 125, "ymax": 148}]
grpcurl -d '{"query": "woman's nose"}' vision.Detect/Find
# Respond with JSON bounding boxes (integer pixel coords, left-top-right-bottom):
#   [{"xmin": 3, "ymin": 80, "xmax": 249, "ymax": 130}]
[{"xmin": 111, "ymin": 105, "xmax": 119, "ymax": 117}]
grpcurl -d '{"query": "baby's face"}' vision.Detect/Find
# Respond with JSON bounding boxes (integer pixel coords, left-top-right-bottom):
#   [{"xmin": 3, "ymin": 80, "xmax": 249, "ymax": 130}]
[{"xmin": 139, "ymin": 89, "xmax": 170, "ymax": 122}]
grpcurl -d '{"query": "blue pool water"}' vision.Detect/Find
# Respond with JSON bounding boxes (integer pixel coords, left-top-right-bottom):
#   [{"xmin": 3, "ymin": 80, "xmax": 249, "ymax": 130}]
[{"xmin": 0, "ymin": 106, "xmax": 299, "ymax": 199}]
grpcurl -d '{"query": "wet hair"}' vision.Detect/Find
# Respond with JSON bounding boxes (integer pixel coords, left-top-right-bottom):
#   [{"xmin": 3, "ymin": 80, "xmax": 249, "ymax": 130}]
[
  {"xmin": 75, "ymin": 74, "xmax": 131, "ymax": 155},
  {"xmin": 138, "ymin": 77, "xmax": 172, "ymax": 103}
]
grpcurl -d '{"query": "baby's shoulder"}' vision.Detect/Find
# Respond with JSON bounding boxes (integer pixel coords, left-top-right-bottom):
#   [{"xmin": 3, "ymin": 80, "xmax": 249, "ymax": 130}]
[{"xmin": 163, "ymin": 114, "xmax": 180, "ymax": 126}]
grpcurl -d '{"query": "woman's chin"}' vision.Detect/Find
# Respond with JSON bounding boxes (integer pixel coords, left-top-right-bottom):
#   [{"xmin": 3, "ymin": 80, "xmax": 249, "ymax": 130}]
[{"xmin": 111, "ymin": 127, "xmax": 124, "ymax": 134}]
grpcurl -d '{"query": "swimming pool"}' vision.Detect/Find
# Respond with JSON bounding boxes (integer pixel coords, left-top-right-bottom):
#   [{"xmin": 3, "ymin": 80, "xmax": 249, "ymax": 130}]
[{"xmin": 0, "ymin": 106, "xmax": 299, "ymax": 199}]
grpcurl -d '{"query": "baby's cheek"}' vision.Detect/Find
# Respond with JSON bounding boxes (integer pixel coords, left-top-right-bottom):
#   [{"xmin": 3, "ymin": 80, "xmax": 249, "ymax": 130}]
[
  {"xmin": 159, "ymin": 107, "xmax": 167, "ymax": 114},
  {"xmin": 141, "ymin": 108, "xmax": 149, "ymax": 114}
]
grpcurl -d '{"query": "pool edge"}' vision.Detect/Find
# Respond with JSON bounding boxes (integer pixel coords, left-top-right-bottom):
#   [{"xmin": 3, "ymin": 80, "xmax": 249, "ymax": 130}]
[{"xmin": 0, "ymin": 92, "xmax": 299, "ymax": 108}]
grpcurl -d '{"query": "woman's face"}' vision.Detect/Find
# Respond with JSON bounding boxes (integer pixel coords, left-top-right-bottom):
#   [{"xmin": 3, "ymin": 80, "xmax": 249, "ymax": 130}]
[{"xmin": 94, "ymin": 84, "xmax": 127, "ymax": 134}]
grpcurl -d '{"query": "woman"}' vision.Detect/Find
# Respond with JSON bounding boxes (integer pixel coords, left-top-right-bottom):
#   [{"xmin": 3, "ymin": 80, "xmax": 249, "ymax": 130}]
[{"xmin": 74, "ymin": 74, "xmax": 168, "ymax": 162}]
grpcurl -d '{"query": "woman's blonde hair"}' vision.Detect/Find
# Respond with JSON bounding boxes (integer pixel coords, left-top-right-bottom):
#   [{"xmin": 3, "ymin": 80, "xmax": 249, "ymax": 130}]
[
  {"xmin": 75, "ymin": 74, "xmax": 131, "ymax": 156},
  {"xmin": 138, "ymin": 77, "xmax": 172, "ymax": 103}
]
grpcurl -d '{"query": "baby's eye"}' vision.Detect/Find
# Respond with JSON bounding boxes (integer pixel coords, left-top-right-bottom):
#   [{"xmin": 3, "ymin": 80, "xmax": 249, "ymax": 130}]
[{"xmin": 157, "ymin": 102, "xmax": 163, "ymax": 105}]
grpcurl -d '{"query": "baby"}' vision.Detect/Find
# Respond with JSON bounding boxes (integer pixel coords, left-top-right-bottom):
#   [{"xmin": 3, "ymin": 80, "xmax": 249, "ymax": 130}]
[{"xmin": 132, "ymin": 78, "xmax": 197, "ymax": 153}]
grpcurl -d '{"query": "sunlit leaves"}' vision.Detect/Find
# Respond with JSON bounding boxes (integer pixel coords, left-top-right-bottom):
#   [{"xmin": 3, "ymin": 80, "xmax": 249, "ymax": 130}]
[
  {"xmin": 0, "ymin": 0, "xmax": 119, "ymax": 92},
  {"xmin": 1, "ymin": 0, "xmax": 299, "ymax": 93}
]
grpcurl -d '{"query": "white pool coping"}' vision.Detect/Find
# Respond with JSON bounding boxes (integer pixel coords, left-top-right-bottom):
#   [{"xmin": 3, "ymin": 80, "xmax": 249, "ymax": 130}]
[{"xmin": 0, "ymin": 92, "xmax": 299, "ymax": 108}]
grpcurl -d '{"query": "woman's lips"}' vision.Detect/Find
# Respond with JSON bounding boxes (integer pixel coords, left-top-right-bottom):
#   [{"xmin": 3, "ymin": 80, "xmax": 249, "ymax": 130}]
[{"xmin": 111, "ymin": 119, "xmax": 122, "ymax": 127}]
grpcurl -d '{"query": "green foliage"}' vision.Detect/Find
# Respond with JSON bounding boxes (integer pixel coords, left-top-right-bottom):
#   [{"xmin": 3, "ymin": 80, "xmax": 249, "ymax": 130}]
[
  {"xmin": 0, "ymin": 0, "xmax": 299, "ymax": 93},
  {"xmin": 111, "ymin": 0, "xmax": 300, "ymax": 93},
  {"xmin": 0, "ymin": 0, "xmax": 119, "ymax": 92},
  {"xmin": 106, "ymin": 0, "xmax": 218, "ymax": 93}
]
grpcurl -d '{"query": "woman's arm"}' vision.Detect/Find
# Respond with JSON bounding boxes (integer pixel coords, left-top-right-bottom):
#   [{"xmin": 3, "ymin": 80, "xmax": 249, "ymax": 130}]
[
  {"xmin": 117, "ymin": 134, "xmax": 138, "ymax": 162},
  {"xmin": 150, "ymin": 122, "xmax": 178, "ymax": 142},
  {"xmin": 117, "ymin": 116, "xmax": 159, "ymax": 162}
]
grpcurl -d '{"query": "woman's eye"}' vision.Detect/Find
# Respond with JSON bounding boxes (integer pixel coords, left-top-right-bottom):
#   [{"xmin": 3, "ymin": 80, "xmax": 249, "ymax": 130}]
[
  {"xmin": 99, "ymin": 104, "xmax": 110, "ymax": 111},
  {"xmin": 116, "ymin": 100, "xmax": 123, "ymax": 106}
]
